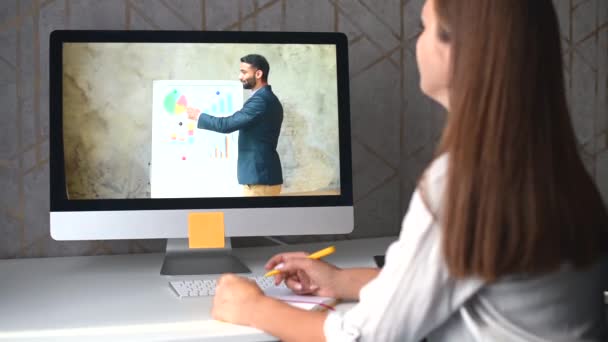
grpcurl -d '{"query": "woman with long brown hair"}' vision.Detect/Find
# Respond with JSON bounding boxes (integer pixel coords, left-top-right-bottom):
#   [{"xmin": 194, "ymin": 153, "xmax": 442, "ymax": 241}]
[{"xmin": 210, "ymin": 0, "xmax": 608, "ymax": 340}]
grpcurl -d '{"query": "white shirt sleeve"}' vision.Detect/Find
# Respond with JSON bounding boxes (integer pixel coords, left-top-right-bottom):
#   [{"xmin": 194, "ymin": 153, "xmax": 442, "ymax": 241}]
[{"xmin": 324, "ymin": 159, "xmax": 484, "ymax": 341}]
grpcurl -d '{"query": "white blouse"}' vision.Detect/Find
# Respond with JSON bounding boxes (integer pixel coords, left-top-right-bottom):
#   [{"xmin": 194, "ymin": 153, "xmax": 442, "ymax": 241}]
[{"xmin": 323, "ymin": 155, "xmax": 607, "ymax": 341}]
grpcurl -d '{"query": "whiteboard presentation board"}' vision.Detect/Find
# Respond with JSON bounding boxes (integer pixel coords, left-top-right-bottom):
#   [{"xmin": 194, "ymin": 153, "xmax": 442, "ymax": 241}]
[{"xmin": 151, "ymin": 80, "xmax": 244, "ymax": 198}]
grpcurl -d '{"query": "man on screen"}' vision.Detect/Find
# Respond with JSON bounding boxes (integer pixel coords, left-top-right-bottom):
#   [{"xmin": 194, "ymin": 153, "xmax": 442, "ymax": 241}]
[{"xmin": 187, "ymin": 54, "xmax": 284, "ymax": 196}]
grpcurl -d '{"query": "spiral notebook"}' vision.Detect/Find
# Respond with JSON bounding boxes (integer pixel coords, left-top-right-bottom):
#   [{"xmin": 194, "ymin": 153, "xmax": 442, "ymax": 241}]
[{"xmin": 264, "ymin": 287, "xmax": 338, "ymax": 311}]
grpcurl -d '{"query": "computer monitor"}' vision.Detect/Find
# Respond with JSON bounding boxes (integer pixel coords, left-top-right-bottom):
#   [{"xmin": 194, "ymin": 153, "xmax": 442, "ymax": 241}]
[{"xmin": 49, "ymin": 30, "xmax": 353, "ymax": 275}]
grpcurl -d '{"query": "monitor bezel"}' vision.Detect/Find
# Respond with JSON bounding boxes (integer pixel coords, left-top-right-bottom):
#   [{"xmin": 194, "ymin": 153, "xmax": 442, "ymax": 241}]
[{"xmin": 49, "ymin": 30, "xmax": 353, "ymax": 212}]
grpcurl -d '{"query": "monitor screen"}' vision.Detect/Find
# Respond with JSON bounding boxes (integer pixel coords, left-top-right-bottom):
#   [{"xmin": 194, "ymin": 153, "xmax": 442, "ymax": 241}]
[
  {"xmin": 49, "ymin": 31, "xmax": 353, "ymax": 248},
  {"xmin": 61, "ymin": 41, "xmax": 342, "ymax": 200}
]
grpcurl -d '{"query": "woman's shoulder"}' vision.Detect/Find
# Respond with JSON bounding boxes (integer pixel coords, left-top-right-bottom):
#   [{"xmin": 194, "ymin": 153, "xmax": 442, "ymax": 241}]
[
  {"xmin": 425, "ymin": 154, "xmax": 449, "ymax": 183},
  {"xmin": 418, "ymin": 154, "xmax": 449, "ymax": 215}
]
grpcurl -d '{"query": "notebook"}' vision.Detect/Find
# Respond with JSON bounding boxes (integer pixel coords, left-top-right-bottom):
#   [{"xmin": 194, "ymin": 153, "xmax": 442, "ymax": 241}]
[{"xmin": 264, "ymin": 287, "xmax": 338, "ymax": 311}]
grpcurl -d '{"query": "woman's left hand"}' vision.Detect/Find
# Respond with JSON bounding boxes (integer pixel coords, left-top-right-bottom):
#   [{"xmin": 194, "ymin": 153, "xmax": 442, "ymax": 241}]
[{"xmin": 211, "ymin": 273, "xmax": 265, "ymax": 326}]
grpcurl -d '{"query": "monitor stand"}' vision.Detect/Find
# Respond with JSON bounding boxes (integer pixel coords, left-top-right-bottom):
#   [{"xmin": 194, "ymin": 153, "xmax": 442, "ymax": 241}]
[{"xmin": 160, "ymin": 238, "xmax": 251, "ymax": 275}]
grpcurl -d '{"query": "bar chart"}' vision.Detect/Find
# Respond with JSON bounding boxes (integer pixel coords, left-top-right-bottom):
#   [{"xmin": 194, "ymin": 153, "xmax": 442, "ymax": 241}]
[{"xmin": 202, "ymin": 90, "xmax": 238, "ymax": 160}]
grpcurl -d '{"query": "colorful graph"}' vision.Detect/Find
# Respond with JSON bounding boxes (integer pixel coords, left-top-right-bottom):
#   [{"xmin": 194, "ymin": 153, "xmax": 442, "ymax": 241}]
[
  {"xmin": 208, "ymin": 91, "xmax": 233, "ymax": 114},
  {"xmin": 202, "ymin": 90, "xmax": 237, "ymax": 160},
  {"xmin": 163, "ymin": 89, "xmax": 188, "ymax": 115},
  {"xmin": 162, "ymin": 90, "xmax": 196, "ymax": 164},
  {"xmin": 210, "ymin": 136, "xmax": 230, "ymax": 159}
]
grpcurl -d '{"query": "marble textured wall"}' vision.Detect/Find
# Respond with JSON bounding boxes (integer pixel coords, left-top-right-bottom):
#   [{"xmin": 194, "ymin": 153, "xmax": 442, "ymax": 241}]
[{"xmin": 0, "ymin": 0, "xmax": 606, "ymax": 258}]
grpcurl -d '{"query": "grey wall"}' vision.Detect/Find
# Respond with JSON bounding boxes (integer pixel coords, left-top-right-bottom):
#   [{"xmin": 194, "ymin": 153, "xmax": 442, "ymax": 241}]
[{"xmin": 0, "ymin": 0, "xmax": 606, "ymax": 258}]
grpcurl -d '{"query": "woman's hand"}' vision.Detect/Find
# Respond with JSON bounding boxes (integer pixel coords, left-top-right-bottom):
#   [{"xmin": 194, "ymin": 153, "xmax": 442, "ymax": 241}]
[
  {"xmin": 265, "ymin": 252, "xmax": 342, "ymax": 298},
  {"xmin": 211, "ymin": 273, "xmax": 264, "ymax": 326}
]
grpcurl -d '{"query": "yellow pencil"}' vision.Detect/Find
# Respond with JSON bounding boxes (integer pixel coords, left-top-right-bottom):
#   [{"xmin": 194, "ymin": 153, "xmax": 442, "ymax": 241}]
[{"xmin": 264, "ymin": 245, "xmax": 336, "ymax": 277}]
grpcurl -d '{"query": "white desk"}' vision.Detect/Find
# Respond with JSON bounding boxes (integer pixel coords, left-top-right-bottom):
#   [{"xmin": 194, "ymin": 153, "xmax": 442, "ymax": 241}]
[{"xmin": 0, "ymin": 237, "xmax": 395, "ymax": 341}]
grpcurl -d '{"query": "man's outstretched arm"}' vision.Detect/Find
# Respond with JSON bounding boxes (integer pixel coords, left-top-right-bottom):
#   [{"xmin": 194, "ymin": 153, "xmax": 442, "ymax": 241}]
[{"xmin": 188, "ymin": 96, "xmax": 267, "ymax": 134}]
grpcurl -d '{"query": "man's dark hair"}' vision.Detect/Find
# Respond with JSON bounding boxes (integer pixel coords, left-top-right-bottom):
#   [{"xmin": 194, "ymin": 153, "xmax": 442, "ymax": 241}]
[{"xmin": 240, "ymin": 54, "xmax": 270, "ymax": 81}]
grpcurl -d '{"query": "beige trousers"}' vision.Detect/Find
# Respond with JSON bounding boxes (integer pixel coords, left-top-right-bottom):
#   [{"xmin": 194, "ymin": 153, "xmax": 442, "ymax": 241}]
[{"xmin": 242, "ymin": 184, "xmax": 282, "ymax": 197}]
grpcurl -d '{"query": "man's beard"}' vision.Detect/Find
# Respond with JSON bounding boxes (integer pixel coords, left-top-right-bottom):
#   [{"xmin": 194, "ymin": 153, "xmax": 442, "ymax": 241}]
[{"xmin": 242, "ymin": 77, "xmax": 256, "ymax": 89}]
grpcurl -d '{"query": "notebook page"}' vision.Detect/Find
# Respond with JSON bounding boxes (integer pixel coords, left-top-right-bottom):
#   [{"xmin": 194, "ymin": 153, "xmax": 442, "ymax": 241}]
[{"xmin": 263, "ymin": 287, "xmax": 337, "ymax": 311}]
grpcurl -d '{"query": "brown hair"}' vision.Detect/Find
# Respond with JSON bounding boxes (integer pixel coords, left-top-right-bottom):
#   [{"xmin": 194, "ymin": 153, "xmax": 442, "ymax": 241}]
[{"xmin": 431, "ymin": 0, "xmax": 608, "ymax": 281}]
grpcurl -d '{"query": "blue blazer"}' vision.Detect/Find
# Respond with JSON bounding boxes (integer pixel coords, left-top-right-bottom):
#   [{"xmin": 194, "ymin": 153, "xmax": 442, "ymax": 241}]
[{"xmin": 197, "ymin": 85, "xmax": 284, "ymax": 185}]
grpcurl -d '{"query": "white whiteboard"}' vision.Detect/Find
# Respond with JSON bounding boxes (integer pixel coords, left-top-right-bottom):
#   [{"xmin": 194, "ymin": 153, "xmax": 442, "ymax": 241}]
[{"xmin": 151, "ymin": 80, "xmax": 244, "ymax": 198}]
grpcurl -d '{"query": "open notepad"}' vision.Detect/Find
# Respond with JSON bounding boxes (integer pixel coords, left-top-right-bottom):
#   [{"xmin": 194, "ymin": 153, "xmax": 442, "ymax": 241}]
[{"xmin": 264, "ymin": 287, "xmax": 338, "ymax": 311}]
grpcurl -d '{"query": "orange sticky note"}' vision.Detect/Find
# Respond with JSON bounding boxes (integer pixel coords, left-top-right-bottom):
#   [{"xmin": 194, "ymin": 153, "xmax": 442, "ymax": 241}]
[{"xmin": 188, "ymin": 212, "xmax": 225, "ymax": 248}]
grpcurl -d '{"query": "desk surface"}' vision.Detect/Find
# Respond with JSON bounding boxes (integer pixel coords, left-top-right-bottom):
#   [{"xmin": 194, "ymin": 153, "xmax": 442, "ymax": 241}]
[{"xmin": 0, "ymin": 237, "xmax": 395, "ymax": 342}]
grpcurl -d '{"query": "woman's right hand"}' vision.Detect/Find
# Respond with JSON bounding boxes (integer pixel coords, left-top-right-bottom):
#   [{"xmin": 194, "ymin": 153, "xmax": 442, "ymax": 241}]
[{"xmin": 265, "ymin": 252, "xmax": 342, "ymax": 298}]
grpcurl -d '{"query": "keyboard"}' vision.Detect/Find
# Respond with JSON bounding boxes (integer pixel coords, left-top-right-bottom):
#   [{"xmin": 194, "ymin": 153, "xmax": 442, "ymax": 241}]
[{"xmin": 169, "ymin": 275, "xmax": 288, "ymax": 298}]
